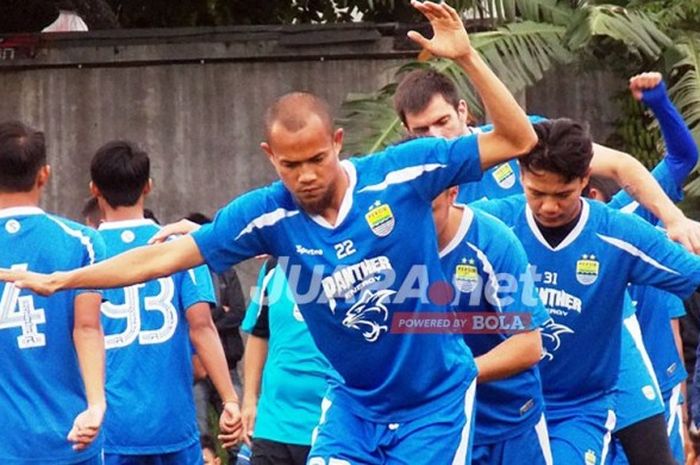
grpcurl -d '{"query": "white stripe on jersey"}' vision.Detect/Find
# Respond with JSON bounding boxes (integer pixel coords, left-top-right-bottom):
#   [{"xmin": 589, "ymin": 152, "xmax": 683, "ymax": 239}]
[
  {"xmin": 667, "ymin": 383, "xmax": 682, "ymax": 435},
  {"xmin": 623, "ymin": 314, "xmax": 663, "ymax": 398},
  {"xmin": 619, "ymin": 201, "xmax": 640, "ymax": 215},
  {"xmin": 358, "ymin": 163, "xmax": 446, "ymax": 193},
  {"xmin": 596, "ymin": 234, "xmax": 680, "ymax": 275},
  {"xmin": 235, "ymin": 208, "xmax": 299, "ymax": 240},
  {"xmin": 452, "ymin": 378, "xmax": 477, "ymax": 465},
  {"xmin": 47, "ymin": 215, "xmax": 97, "ymax": 265},
  {"xmin": 534, "ymin": 413, "xmax": 554, "ymax": 465},
  {"xmin": 467, "ymin": 241, "xmax": 503, "ymax": 312},
  {"xmin": 600, "ymin": 409, "xmax": 617, "ymax": 465}
]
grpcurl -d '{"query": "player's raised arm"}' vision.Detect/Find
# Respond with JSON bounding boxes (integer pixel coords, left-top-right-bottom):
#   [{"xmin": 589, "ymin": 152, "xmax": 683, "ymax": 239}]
[
  {"xmin": 408, "ymin": 1, "xmax": 536, "ymax": 169},
  {"xmin": 0, "ymin": 235, "xmax": 204, "ymax": 295}
]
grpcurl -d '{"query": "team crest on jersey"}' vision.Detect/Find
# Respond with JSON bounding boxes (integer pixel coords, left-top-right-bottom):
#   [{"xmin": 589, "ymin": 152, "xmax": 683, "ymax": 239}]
[
  {"xmin": 454, "ymin": 258, "xmax": 478, "ymax": 293},
  {"xmin": 365, "ymin": 201, "xmax": 395, "ymax": 237},
  {"xmin": 585, "ymin": 449, "xmax": 596, "ymax": 465},
  {"xmin": 342, "ymin": 289, "xmax": 395, "ymax": 342},
  {"xmin": 491, "ymin": 162, "xmax": 516, "ymax": 189},
  {"xmin": 575, "ymin": 254, "xmax": 599, "ymax": 285}
]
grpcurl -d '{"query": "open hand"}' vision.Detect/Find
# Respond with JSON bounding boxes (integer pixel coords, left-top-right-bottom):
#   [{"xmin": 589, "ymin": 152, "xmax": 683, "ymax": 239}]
[{"xmin": 408, "ymin": 1, "xmax": 472, "ymax": 60}]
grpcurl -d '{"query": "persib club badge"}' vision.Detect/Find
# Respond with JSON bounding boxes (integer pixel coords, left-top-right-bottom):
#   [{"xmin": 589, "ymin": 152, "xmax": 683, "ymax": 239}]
[
  {"xmin": 491, "ymin": 162, "xmax": 516, "ymax": 189},
  {"xmin": 454, "ymin": 258, "xmax": 479, "ymax": 293},
  {"xmin": 365, "ymin": 201, "xmax": 395, "ymax": 237},
  {"xmin": 576, "ymin": 254, "xmax": 599, "ymax": 285},
  {"xmin": 584, "ymin": 449, "xmax": 597, "ymax": 465}
]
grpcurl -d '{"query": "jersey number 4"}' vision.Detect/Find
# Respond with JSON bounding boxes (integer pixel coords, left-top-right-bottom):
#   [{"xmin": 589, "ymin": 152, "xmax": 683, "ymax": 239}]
[
  {"xmin": 102, "ymin": 278, "xmax": 178, "ymax": 349},
  {"xmin": 0, "ymin": 264, "xmax": 46, "ymax": 349}
]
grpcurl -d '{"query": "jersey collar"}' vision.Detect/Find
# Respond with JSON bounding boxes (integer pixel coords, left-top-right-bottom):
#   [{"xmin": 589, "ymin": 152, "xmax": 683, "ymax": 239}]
[
  {"xmin": 439, "ymin": 204, "xmax": 474, "ymax": 258},
  {"xmin": 98, "ymin": 218, "xmax": 157, "ymax": 230},
  {"xmin": 0, "ymin": 206, "xmax": 44, "ymax": 219},
  {"xmin": 525, "ymin": 199, "xmax": 589, "ymax": 252}
]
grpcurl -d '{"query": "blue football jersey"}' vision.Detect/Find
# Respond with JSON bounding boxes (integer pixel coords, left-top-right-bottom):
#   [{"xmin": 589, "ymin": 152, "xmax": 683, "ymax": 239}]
[
  {"xmin": 242, "ymin": 259, "xmax": 335, "ymax": 445},
  {"xmin": 473, "ymin": 196, "xmax": 700, "ymax": 416},
  {"xmin": 456, "ymin": 115, "xmax": 545, "ymax": 203},
  {"xmin": 439, "ymin": 205, "xmax": 549, "ymax": 444},
  {"xmin": 193, "ymin": 135, "xmax": 483, "ymax": 422},
  {"xmin": 98, "ymin": 219, "xmax": 216, "ymax": 454},
  {"xmin": 0, "ymin": 207, "xmax": 105, "ymax": 464},
  {"xmin": 609, "ymin": 159, "xmax": 688, "ymax": 393}
]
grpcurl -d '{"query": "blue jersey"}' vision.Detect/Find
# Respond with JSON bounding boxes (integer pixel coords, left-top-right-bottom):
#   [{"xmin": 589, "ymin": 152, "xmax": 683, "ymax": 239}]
[
  {"xmin": 193, "ymin": 135, "xmax": 483, "ymax": 422},
  {"xmin": 0, "ymin": 207, "xmax": 105, "ymax": 464},
  {"xmin": 609, "ymin": 160, "xmax": 688, "ymax": 393},
  {"xmin": 99, "ymin": 219, "xmax": 216, "ymax": 454},
  {"xmin": 473, "ymin": 196, "xmax": 700, "ymax": 415},
  {"xmin": 242, "ymin": 259, "xmax": 334, "ymax": 445},
  {"xmin": 439, "ymin": 206, "xmax": 549, "ymax": 444},
  {"xmin": 456, "ymin": 115, "xmax": 545, "ymax": 203}
]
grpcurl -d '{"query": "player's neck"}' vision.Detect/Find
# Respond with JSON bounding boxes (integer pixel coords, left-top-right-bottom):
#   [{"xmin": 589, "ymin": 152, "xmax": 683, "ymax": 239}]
[
  {"xmin": 438, "ymin": 205, "xmax": 463, "ymax": 250},
  {"xmin": 0, "ymin": 191, "xmax": 41, "ymax": 210},
  {"xmin": 317, "ymin": 168, "xmax": 350, "ymax": 226},
  {"xmin": 103, "ymin": 205, "xmax": 145, "ymax": 223}
]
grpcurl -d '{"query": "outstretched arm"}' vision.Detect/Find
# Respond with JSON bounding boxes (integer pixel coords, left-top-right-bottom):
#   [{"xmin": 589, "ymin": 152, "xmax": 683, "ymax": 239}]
[
  {"xmin": 0, "ymin": 235, "xmax": 204, "ymax": 295},
  {"xmin": 590, "ymin": 143, "xmax": 700, "ymax": 254},
  {"xmin": 408, "ymin": 0, "xmax": 536, "ymax": 169}
]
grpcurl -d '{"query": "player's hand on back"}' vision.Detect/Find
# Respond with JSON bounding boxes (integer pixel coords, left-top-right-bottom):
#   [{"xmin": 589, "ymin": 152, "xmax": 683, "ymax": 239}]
[
  {"xmin": 629, "ymin": 71, "xmax": 663, "ymax": 101},
  {"xmin": 407, "ymin": 1, "xmax": 472, "ymax": 60},
  {"xmin": 218, "ymin": 401, "xmax": 244, "ymax": 449},
  {"xmin": 67, "ymin": 404, "xmax": 105, "ymax": 451},
  {"xmin": 0, "ymin": 268, "xmax": 61, "ymax": 296},
  {"xmin": 148, "ymin": 219, "xmax": 201, "ymax": 245}
]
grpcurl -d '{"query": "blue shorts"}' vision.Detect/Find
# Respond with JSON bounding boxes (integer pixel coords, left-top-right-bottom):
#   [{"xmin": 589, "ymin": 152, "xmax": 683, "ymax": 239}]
[
  {"xmin": 308, "ymin": 380, "xmax": 476, "ymax": 465},
  {"xmin": 548, "ymin": 408, "xmax": 616, "ymax": 465},
  {"xmin": 664, "ymin": 384, "xmax": 685, "ymax": 465},
  {"xmin": 104, "ymin": 441, "xmax": 202, "ymax": 465},
  {"xmin": 76, "ymin": 453, "xmax": 104, "ymax": 465},
  {"xmin": 613, "ymin": 315, "xmax": 664, "ymax": 432},
  {"xmin": 472, "ymin": 413, "xmax": 552, "ymax": 465}
]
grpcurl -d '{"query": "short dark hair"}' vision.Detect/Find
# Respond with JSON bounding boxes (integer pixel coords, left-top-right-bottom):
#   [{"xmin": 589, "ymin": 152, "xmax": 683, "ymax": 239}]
[
  {"xmin": 0, "ymin": 121, "xmax": 47, "ymax": 193},
  {"xmin": 394, "ymin": 69, "xmax": 460, "ymax": 128},
  {"xmin": 264, "ymin": 92, "xmax": 333, "ymax": 140},
  {"xmin": 81, "ymin": 196, "xmax": 102, "ymax": 225},
  {"xmin": 520, "ymin": 119, "xmax": 593, "ymax": 182},
  {"xmin": 200, "ymin": 434, "xmax": 216, "ymax": 453},
  {"xmin": 583, "ymin": 175, "xmax": 620, "ymax": 202},
  {"xmin": 90, "ymin": 140, "xmax": 149, "ymax": 208},
  {"xmin": 185, "ymin": 212, "xmax": 212, "ymax": 225}
]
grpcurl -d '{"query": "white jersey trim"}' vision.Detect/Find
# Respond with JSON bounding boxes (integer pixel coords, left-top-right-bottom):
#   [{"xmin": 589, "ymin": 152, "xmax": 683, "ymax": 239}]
[
  {"xmin": 439, "ymin": 204, "xmax": 474, "ymax": 258},
  {"xmin": 467, "ymin": 240, "xmax": 502, "ymax": 312},
  {"xmin": 98, "ymin": 218, "xmax": 157, "ymax": 230},
  {"xmin": 525, "ymin": 199, "xmax": 589, "ymax": 252},
  {"xmin": 358, "ymin": 163, "xmax": 447, "ymax": 193},
  {"xmin": 0, "ymin": 206, "xmax": 44, "ymax": 219},
  {"xmin": 309, "ymin": 160, "xmax": 357, "ymax": 229},
  {"xmin": 235, "ymin": 208, "xmax": 300, "ymax": 241},
  {"xmin": 596, "ymin": 234, "xmax": 680, "ymax": 275},
  {"xmin": 47, "ymin": 215, "xmax": 97, "ymax": 265},
  {"xmin": 619, "ymin": 200, "xmax": 640, "ymax": 215},
  {"xmin": 451, "ymin": 378, "xmax": 477, "ymax": 465}
]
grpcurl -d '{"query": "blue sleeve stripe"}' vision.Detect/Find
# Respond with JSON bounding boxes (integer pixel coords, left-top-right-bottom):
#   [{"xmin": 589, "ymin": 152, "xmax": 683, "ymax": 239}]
[
  {"xmin": 235, "ymin": 208, "xmax": 299, "ymax": 241},
  {"xmin": 357, "ymin": 163, "xmax": 447, "ymax": 193},
  {"xmin": 596, "ymin": 233, "xmax": 680, "ymax": 275},
  {"xmin": 47, "ymin": 215, "xmax": 96, "ymax": 264}
]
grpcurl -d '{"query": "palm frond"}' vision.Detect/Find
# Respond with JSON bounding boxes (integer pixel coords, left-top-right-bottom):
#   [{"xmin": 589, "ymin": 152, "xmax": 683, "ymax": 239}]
[
  {"xmin": 666, "ymin": 32, "xmax": 700, "ymax": 141},
  {"xmin": 514, "ymin": 0, "xmax": 575, "ymax": 26},
  {"xmin": 566, "ymin": 5, "xmax": 671, "ymax": 59}
]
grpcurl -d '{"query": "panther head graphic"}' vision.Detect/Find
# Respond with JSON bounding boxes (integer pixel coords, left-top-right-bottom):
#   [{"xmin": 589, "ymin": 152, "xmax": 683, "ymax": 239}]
[
  {"xmin": 541, "ymin": 319, "xmax": 574, "ymax": 361},
  {"xmin": 342, "ymin": 289, "xmax": 395, "ymax": 343}
]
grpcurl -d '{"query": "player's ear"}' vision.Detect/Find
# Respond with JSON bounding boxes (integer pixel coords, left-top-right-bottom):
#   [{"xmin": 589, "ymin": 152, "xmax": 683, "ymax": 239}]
[
  {"xmin": 36, "ymin": 165, "xmax": 51, "ymax": 189},
  {"xmin": 89, "ymin": 181, "xmax": 101, "ymax": 198},
  {"xmin": 447, "ymin": 185, "xmax": 459, "ymax": 204},
  {"xmin": 457, "ymin": 99, "xmax": 469, "ymax": 124},
  {"xmin": 333, "ymin": 128, "xmax": 344, "ymax": 150},
  {"xmin": 143, "ymin": 178, "xmax": 153, "ymax": 196},
  {"xmin": 260, "ymin": 142, "xmax": 275, "ymax": 163}
]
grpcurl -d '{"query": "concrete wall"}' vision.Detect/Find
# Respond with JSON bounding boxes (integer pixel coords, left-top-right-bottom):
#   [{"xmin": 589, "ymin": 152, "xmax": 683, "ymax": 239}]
[{"xmin": 0, "ymin": 26, "xmax": 622, "ymax": 291}]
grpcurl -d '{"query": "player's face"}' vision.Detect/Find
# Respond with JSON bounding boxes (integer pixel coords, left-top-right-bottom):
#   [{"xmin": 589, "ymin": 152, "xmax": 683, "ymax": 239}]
[
  {"xmin": 404, "ymin": 94, "xmax": 468, "ymax": 139},
  {"xmin": 202, "ymin": 448, "xmax": 220, "ymax": 465},
  {"xmin": 431, "ymin": 186, "xmax": 458, "ymax": 234},
  {"xmin": 263, "ymin": 116, "xmax": 344, "ymax": 215},
  {"xmin": 521, "ymin": 168, "xmax": 590, "ymax": 227}
]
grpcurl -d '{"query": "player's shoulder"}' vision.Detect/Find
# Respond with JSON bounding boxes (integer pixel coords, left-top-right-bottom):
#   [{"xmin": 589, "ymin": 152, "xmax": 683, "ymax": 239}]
[
  {"xmin": 227, "ymin": 180, "xmax": 297, "ymax": 215},
  {"xmin": 45, "ymin": 213, "xmax": 105, "ymax": 262},
  {"xmin": 470, "ymin": 194, "xmax": 527, "ymax": 225}
]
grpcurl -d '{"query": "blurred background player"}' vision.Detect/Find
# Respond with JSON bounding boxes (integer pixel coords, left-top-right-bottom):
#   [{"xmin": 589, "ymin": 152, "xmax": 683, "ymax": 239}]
[
  {"xmin": 0, "ymin": 120, "xmax": 106, "ymax": 464},
  {"xmin": 89, "ymin": 140, "xmax": 242, "ymax": 464}
]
